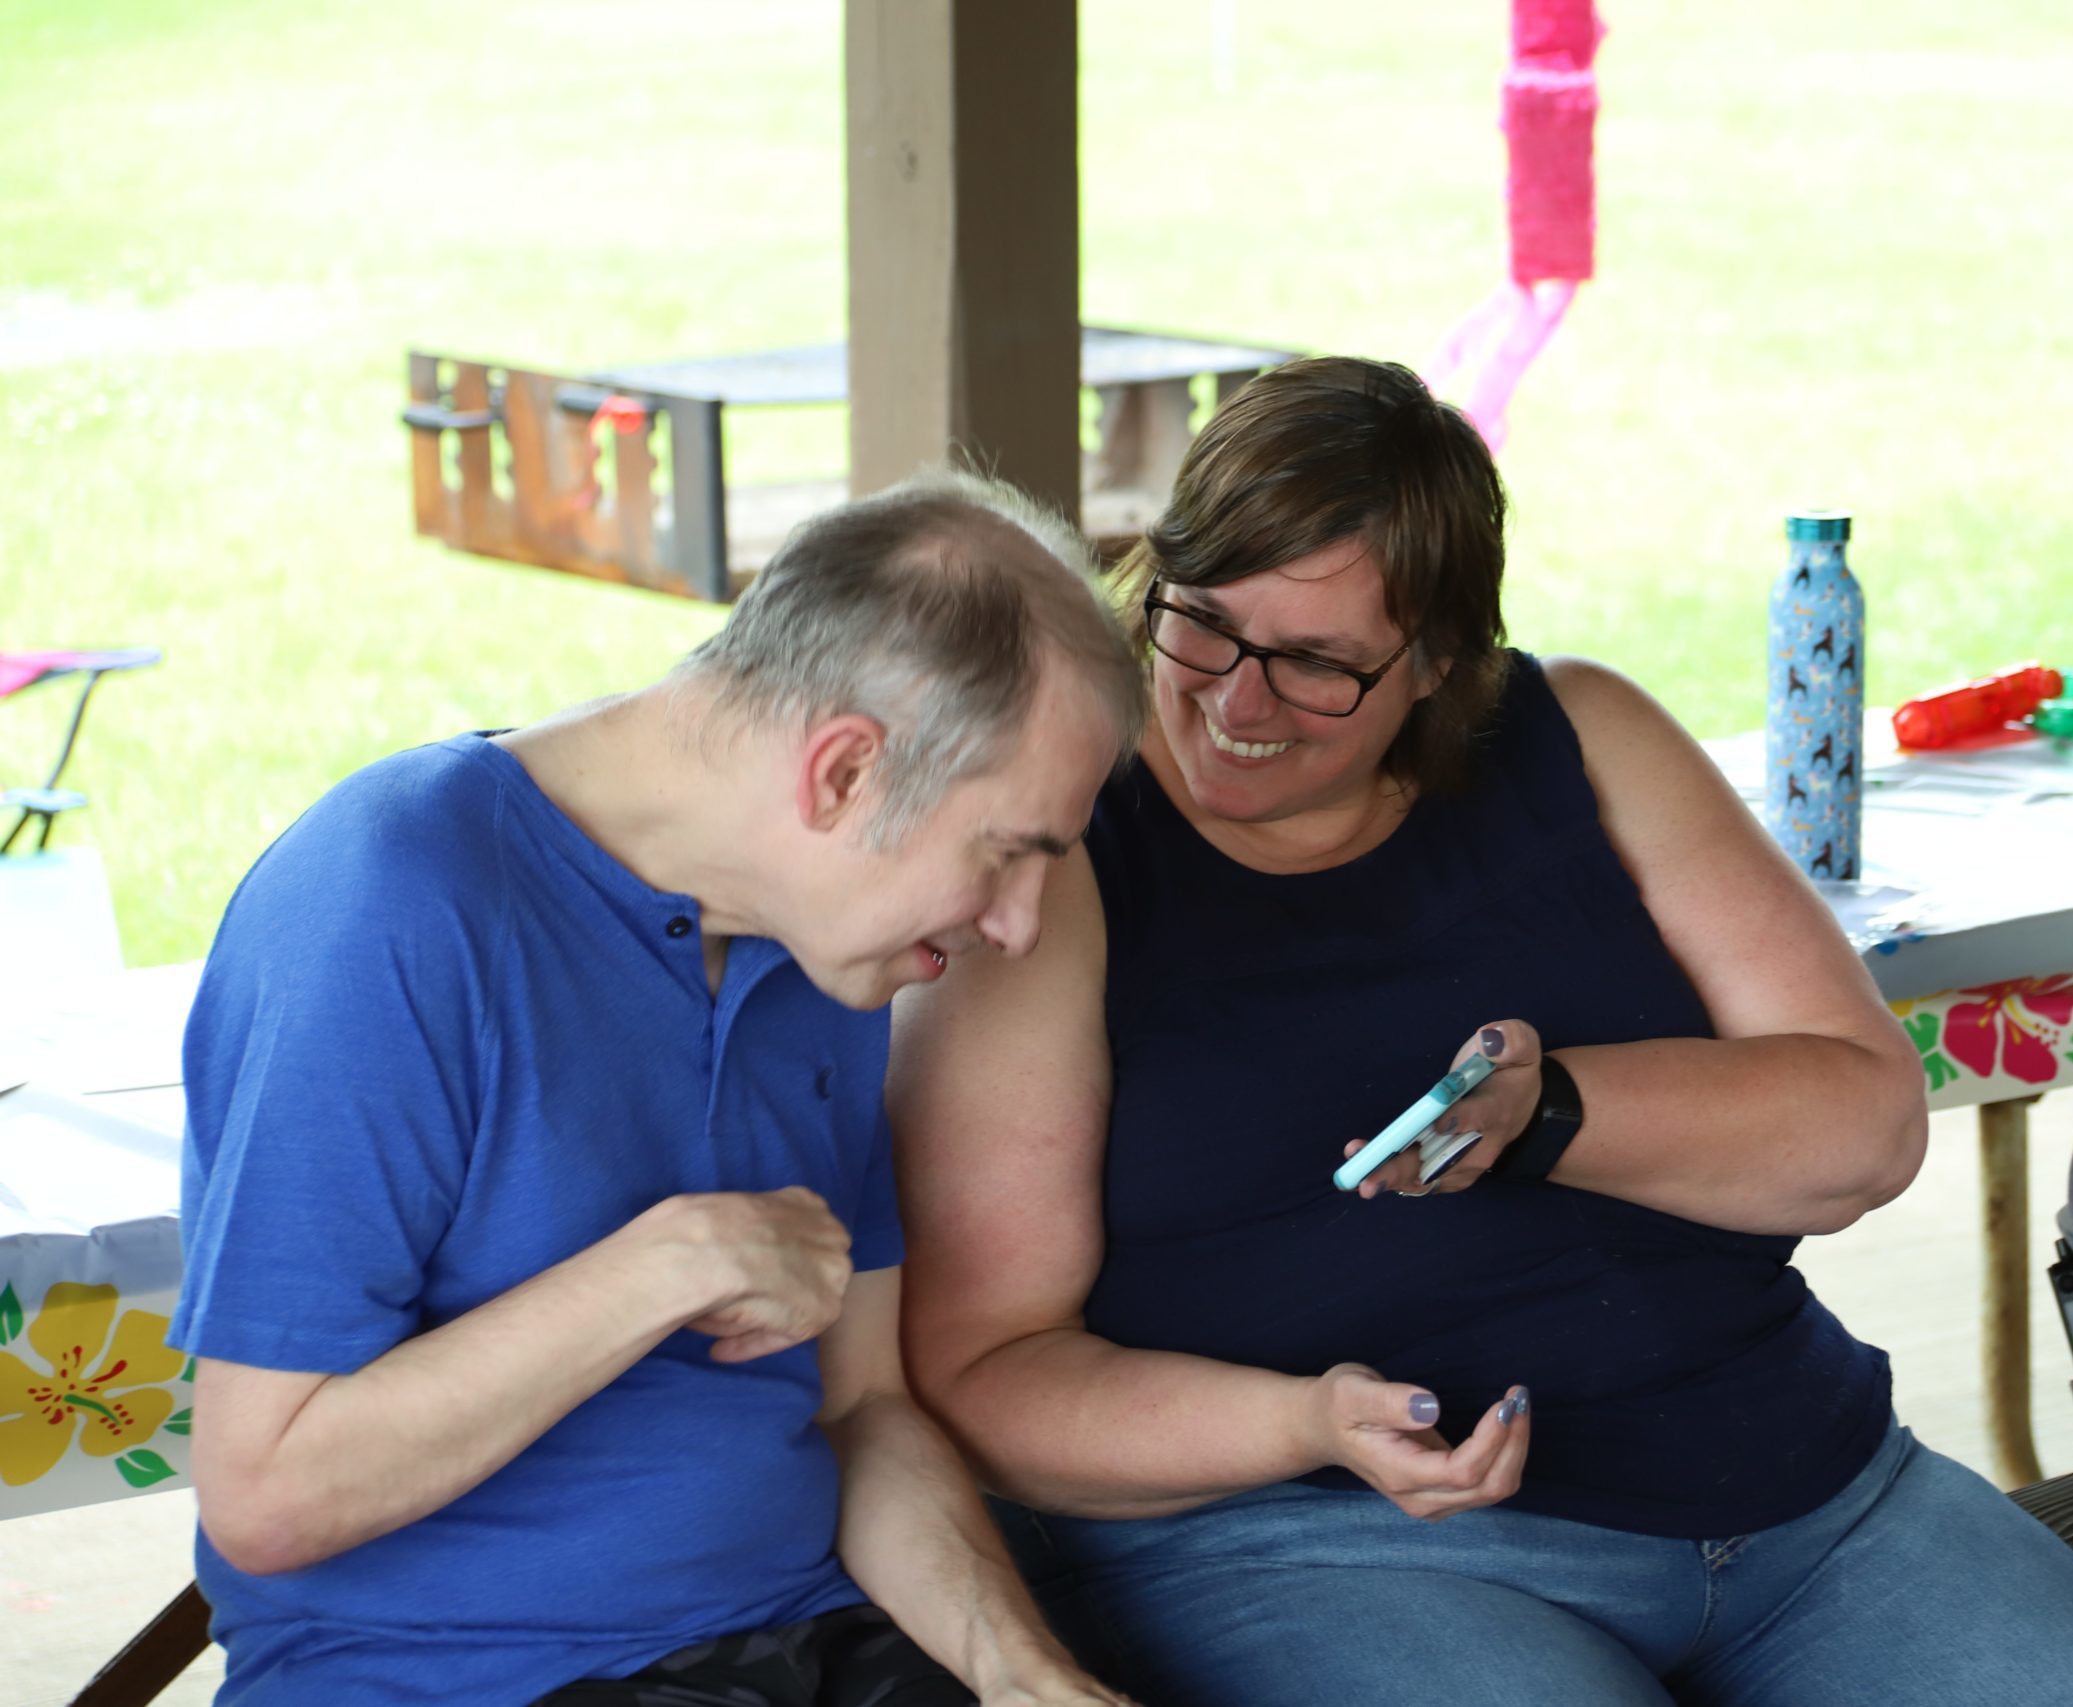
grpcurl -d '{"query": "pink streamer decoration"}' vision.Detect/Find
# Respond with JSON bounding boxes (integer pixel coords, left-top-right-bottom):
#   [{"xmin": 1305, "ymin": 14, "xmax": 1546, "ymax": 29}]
[{"xmin": 1425, "ymin": 0, "xmax": 1604, "ymax": 452}]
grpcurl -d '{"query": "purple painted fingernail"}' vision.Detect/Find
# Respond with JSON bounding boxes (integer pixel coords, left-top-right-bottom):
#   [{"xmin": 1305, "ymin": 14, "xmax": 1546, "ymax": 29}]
[
  {"xmin": 1480, "ymin": 1027, "xmax": 1505, "ymax": 1057},
  {"xmin": 1512, "ymin": 1386, "xmax": 1531, "ymax": 1418},
  {"xmin": 1409, "ymin": 1392, "xmax": 1440, "ymax": 1426},
  {"xmin": 1498, "ymin": 1397, "xmax": 1520, "ymax": 1426}
]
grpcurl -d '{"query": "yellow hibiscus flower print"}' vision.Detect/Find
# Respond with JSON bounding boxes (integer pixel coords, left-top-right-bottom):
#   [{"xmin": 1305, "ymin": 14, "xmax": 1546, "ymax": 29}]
[{"xmin": 0, "ymin": 1280, "xmax": 189, "ymax": 1489}]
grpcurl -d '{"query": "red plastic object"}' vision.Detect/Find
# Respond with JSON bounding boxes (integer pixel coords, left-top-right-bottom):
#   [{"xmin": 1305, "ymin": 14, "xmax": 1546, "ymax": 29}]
[
  {"xmin": 591, "ymin": 394, "xmax": 650, "ymax": 437},
  {"xmin": 1892, "ymin": 664, "xmax": 2065, "ymax": 749}
]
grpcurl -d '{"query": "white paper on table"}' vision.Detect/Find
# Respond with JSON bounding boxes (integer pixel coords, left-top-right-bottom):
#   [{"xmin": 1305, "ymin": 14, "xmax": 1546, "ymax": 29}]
[
  {"xmin": 1705, "ymin": 727, "xmax": 2073, "ymax": 960},
  {"xmin": 0, "ymin": 1083, "xmax": 183, "ymax": 1240},
  {"xmin": 1809, "ymin": 881, "xmax": 1923, "ymax": 952},
  {"xmin": 0, "ymin": 961, "xmax": 202, "ymax": 1094}
]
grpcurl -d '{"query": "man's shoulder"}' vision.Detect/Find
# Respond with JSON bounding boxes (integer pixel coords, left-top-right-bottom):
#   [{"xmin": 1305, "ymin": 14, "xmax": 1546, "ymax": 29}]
[
  {"xmin": 188, "ymin": 740, "xmax": 518, "ymax": 1092},
  {"xmin": 227, "ymin": 737, "xmax": 515, "ymax": 943},
  {"xmin": 311, "ymin": 731, "xmax": 505, "ymax": 842},
  {"xmin": 283, "ymin": 735, "xmax": 507, "ymax": 874}
]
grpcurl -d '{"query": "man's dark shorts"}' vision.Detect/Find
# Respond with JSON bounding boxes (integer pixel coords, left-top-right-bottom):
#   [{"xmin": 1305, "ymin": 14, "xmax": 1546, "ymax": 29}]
[{"xmin": 535, "ymin": 1603, "xmax": 976, "ymax": 1707}]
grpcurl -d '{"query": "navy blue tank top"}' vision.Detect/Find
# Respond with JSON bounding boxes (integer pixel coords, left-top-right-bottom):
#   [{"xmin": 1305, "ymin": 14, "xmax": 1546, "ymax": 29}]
[{"xmin": 1085, "ymin": 653, "xmax": 1889, "ymax": 1538}]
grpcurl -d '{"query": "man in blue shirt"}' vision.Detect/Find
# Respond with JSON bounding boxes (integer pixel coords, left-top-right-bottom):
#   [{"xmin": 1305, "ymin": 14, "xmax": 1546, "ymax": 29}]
[{"xmin": 170, "ymin": 472, "xmax": 1145, "ymax": 1707}]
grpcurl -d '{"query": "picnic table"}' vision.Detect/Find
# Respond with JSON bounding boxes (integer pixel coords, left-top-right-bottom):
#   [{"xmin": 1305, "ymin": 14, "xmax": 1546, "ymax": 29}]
[
  {"xmin": 402, "ymin": 325, "xmax": 1297, "ymax": 602},
  {"xmin": 1705, "ymin": 721, "xmax": 2073, "ymax": 1486}
]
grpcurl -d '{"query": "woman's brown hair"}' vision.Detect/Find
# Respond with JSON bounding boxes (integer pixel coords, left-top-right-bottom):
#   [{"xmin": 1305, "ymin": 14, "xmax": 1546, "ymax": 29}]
[{"xmin": 1114, "ymin": 356, "xmax": 1510, "ymax": 793}]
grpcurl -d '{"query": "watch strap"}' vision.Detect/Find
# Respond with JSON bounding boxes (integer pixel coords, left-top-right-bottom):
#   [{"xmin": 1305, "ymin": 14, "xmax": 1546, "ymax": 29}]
[{"xmin": 1488, "ymin": 1055, "xmax": 1583, "ymax": 1184}]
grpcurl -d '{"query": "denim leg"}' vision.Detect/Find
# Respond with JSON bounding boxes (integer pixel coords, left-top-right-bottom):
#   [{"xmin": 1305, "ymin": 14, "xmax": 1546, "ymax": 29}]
[
  {"xmin": 1087, "ymin": 1559, "xmax": 1673, "ymax": 1706},
  {"xmin": 995, "ymin": 1423, "xmax": 2073, "ymax": 1706},
  {"xmin": 1676, "ymin": 1426, "xmax": 2073, "ymax": 1706},
  {"xmin": 994, "ymin": 1492, "xmax": 1679, "ymax": 1706}
]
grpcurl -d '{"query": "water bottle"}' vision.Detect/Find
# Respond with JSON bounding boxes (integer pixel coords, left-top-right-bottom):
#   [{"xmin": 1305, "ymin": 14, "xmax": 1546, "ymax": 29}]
[{"xmin": 1765, "ymin": 510, "xmax": 1863, "ymax": 881}]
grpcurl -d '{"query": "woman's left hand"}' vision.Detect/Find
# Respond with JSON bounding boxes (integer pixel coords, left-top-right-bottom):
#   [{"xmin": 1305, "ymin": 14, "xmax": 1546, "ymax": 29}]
[{"xmin": 1345, "ymin": 1019, "xmax": 1545, "ymax": 1198}]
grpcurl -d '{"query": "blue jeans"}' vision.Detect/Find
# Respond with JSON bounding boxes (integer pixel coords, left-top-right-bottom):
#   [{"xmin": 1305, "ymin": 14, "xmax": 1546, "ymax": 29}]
[{"xmin": 993, "ymin": 1420, "xmax": 2073, "ymax": 1705}]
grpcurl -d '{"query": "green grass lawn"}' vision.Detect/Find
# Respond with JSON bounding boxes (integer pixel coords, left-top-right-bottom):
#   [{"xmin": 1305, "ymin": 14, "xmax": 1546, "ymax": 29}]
[{"xmin": 3, "ymin": 0, "xmax": 2069, "ymax": 966}]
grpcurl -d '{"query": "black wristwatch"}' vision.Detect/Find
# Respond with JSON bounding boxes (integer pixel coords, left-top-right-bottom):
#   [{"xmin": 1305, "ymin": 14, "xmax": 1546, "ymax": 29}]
[{"xmin": 1486, "ymin": 1056, "xmax": 1584, "ymax": 1184}]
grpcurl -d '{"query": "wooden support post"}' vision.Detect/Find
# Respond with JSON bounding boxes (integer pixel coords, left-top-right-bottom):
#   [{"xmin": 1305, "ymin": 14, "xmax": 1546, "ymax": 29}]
[
  {"xmin": 845, "ymin": 0, "xmax": 1080, "ymax": 521},
  {"xmin": 1980, "ymin": 1095, "xmax": 2045, "ymax": 1489}
]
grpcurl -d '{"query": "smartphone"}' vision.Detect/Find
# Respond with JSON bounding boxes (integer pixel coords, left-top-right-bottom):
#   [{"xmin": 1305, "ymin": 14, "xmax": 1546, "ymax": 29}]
[{"xmin": 1332, "ymin": 1052, "xmax": 1495, "ymax": 1193}]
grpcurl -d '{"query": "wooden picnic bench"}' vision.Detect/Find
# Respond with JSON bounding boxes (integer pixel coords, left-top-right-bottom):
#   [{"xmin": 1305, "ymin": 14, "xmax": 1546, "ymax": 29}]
[{"xmin": 403, "ymin": 326, "xmax": 1296, "ymax": 603}]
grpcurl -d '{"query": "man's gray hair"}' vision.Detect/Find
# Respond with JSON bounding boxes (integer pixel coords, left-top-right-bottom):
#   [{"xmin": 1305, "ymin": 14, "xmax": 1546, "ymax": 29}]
[{"xmin": 679, "ymin": 468, "xmax": 1145, "ymax": 844}]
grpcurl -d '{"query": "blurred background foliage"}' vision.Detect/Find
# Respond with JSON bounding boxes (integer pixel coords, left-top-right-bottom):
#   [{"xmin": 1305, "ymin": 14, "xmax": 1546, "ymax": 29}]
[{"xmin": 2, "ymin": 0, "xmax": 2068, "ymax": 964}]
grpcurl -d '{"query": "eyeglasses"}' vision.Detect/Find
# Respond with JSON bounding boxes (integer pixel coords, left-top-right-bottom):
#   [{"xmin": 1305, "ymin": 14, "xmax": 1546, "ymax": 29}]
[{"xmin": 1142, "ymin": 585, "xmax": 1413, "ymax": 717}]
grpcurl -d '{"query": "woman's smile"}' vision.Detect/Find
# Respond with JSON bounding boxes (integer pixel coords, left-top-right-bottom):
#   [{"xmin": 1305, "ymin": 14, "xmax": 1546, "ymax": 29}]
[{"xmin": 1201, "ymin": 706, "xmax": 1295, "ymax": 761}]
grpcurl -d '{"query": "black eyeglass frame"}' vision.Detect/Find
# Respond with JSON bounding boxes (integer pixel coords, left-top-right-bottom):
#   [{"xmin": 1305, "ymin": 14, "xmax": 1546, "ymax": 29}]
[{"xmin": 1141, "ymin": 585, "xmax": 1414, "ymax": 718}]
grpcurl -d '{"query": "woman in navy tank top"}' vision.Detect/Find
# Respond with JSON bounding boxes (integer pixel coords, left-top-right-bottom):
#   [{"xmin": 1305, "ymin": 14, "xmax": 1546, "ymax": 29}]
[{"xmin": 890, "ymin": 358, "xmax": 2073, "ymax": 1704}]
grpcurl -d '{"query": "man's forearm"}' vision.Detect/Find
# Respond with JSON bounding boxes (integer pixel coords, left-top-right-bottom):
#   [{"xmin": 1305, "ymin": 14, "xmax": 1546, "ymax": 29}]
[
  {"xmin": 195, "ymin": 1205, "xmax": 714, "ymax": 1573},
  {"xmin": 824, "ymin": 1392, "xmax": 1097, "ymax": 1697}
]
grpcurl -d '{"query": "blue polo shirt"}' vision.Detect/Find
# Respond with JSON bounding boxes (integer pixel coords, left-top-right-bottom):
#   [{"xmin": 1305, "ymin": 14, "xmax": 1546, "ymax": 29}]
[{"xmin": 170, "ymin": 735, "xmax": 904, "ymax": 1706}]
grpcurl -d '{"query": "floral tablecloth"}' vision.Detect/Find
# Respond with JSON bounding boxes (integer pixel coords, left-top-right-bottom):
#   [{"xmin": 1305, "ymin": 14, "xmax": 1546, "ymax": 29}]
[
  {"xmin": 1897, "ymin": 975, "xmax": 2073, "ymax": 1112},
  {"xmin": 2, "ymin": 974, "xmax": 193, "ymax": 1519},
  {"xmin": 2, "ymin": 1274, "xmax": 193, "ymax": 1514}
]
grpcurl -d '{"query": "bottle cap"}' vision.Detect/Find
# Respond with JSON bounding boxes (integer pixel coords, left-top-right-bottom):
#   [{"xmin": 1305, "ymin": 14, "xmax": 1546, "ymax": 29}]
[{"xmin": 1786, "ymin": 510, "xmax": 1852, "ymax": 541}]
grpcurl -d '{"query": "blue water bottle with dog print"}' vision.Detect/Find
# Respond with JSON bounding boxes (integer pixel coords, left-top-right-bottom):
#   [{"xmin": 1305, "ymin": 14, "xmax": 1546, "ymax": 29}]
[{"xmin": 1765, "ymin": 510, "xmax": 1863, "ymax": 881}]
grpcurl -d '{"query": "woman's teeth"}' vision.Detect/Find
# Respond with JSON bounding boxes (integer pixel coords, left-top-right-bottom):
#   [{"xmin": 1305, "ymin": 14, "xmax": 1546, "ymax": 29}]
[{"xmin": 1204, "ymin": 711, "xmax": 1292, "ymax": 759}]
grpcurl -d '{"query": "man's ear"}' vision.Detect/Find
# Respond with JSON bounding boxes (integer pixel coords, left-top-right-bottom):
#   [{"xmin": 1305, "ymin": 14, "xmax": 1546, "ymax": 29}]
[{"xmin": 796, "ymin": 714, "xmax": 887, "ymax": 833}]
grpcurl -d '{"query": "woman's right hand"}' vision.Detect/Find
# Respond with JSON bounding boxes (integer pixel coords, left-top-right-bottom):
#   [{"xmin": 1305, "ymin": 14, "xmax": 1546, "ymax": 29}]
[{"xmin": 1305, "ymin": 1363, "xmax": 1530, "ymax": 1519}]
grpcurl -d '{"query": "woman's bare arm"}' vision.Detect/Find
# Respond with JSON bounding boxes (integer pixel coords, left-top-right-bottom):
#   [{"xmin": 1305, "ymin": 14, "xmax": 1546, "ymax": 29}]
[
  {"xmin": 1397, "ymin": 658, "xmax": 1926, "ymax": 1234},
  {"xmin": 889, "ymin": 848, "xmax": 1527, "ymax": 1519}
]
